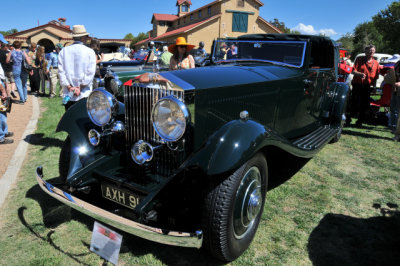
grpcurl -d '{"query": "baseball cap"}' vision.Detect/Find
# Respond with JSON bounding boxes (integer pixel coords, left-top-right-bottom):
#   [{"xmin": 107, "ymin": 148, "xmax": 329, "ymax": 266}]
[{"xmin": 0, "ymin": 33, "xmax": 8, "ymax": 44}]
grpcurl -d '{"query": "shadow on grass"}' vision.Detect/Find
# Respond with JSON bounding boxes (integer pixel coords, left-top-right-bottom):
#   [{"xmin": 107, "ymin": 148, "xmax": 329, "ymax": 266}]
[
  {"xmin": 308, "ymin": 203, "xmax": 400, "ymax": 265},
  {"xmin": 21, "ymin": 178, "xmax": 224, "ymax": 265},
  {"xmin": 342, "ymin": 129, "xmax": 393, "ymax": 141},
  {"xmin": 18, "ymin": 206, "xmax": 93, "ymax": 265},
  {"xmin": 24, "ymin": 133, "xmax": 64, "ymax": 151},
  {"xmin": 266, "ymin": 148, "xmax": 311, "ymax": 191}
]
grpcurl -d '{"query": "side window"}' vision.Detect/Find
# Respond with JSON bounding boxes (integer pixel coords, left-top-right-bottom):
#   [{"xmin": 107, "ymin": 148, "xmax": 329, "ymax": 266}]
[{"xmin": 232, "ymin": 13, "xmax": 248, "ymax": 33}]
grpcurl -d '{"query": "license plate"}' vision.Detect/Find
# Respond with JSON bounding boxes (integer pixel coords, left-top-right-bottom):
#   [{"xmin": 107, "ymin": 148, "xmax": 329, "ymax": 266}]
[{"xmin": 101, "ymin": 183, "xmax": 142, "ymax": 210}]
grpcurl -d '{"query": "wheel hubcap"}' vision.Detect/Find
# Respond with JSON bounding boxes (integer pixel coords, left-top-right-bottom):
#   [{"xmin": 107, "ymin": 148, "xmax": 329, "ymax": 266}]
[{"xmin": 233, "ymin": 166, "xmax": 262, "ymax": 239}]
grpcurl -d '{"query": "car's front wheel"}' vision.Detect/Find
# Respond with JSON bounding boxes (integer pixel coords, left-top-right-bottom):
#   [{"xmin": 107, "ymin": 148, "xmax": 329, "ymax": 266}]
[{"xmin": 203, "ymin": 152, "xmax": 268, "ymax": 261}]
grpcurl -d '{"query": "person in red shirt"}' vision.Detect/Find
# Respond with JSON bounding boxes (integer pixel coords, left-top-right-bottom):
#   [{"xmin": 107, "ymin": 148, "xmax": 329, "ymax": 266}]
[{"xmin": 348, "ymin": 45, "xmax": 381, "ymax": 127}]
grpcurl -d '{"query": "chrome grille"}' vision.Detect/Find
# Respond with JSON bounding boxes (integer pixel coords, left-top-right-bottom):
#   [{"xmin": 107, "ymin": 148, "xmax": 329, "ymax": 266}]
[{"xmin": 124, "ymin": 83, "xmax": 184, "ymax": 146}]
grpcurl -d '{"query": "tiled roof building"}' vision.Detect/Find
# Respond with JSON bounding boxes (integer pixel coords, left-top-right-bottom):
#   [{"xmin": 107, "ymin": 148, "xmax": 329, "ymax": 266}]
[
  {"xmin": 5, "ymin": 18, "xmax": 130, "ymax": 53},
  {"xmin": 135, "ymin": 0, "xmax": 281, "ymax": 52}
]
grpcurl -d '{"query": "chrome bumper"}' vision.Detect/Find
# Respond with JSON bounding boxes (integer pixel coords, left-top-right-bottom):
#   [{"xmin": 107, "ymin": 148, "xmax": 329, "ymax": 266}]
[{"xmin": 36, "ymin": 166, "xmax": 203, "ymax": 248}]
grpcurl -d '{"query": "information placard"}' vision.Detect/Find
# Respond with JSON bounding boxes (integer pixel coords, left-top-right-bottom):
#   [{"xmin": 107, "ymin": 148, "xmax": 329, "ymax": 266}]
[{"xmin": 90, "ymin": 221, "xmax": 122, "ymax": 265}]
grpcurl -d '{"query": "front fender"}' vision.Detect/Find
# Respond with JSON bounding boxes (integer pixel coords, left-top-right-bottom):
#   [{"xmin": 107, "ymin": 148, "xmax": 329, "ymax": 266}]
[
  {"xmin": 188, "ymin": 119, "xmax": 269, "ymax": 175},
  {"xmin": 56, "ymin": 99, "xmax": 95, "ymax": 180},
  {"xmin": 331, "ymin": 82, "xmax": 350, "ymax": 125},
  {"xmin": 56, "ymin": 98, "xmax": 125, "ymax": 180}
]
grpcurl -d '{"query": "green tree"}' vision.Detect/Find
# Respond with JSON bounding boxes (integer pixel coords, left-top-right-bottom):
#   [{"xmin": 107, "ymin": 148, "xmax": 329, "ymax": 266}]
[
  {"xmin": 352, "ymin": 21, "xmax": 383, "ymax": 59},
  {"xmin": 336, "ymin": 32, "xmax": 354, "ymax": 53},
  {"xmin": 124, "ymin": 33, "xmax": 134, "ymax": 40},
  {"xmin": 268, "ymin": 18, "xmax": 300, "ymax": 34},
  {"xmin": 0, "ymin": 28, "xmax": 18, "ymax": 36},
  {"xmin": 131, "ymin": 32, "xmax": 149, "ymax": 48},
  {"xmin": 269, "ymin": 18, "xmax": 291, "ymax": 33},
  {"xmin": 373, "ymin": 1, "xmax": 400, "ymax": 54}
]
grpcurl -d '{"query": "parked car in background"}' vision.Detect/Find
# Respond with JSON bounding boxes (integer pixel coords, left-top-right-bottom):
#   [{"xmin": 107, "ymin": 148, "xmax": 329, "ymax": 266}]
[
  {"xmin": 382, "ymin": 54, "xmax": 400, "ymax": 65},
  {"xmin": 101, "ymin": 52, "xmax": 131, "ymax": 62},
  {"xmin": 36, "ymin": 34, "xmax": 348, "ymax": 262}
]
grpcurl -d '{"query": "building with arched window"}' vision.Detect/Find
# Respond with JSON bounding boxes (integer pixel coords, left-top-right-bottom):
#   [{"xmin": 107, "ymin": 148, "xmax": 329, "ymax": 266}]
[
  {"xmin": 4, "ymin": 18, "xmax": 130, "ymax": 53},
  {"xmin": 135, "ymin": 0, "xmax": 281, "ymax": 53}
]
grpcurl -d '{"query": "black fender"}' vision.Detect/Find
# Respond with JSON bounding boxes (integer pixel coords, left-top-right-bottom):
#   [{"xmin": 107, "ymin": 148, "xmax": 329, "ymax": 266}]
[
  {"xmin": 330, "ymin": 82, "xmax": 350, "ymax": 126},
  {"xmin": 186, "ymin": 119, "xmax": 270, "ymax": 175},
  {"xmin": 56, "ymin": 98, "xmax": 125, "ymax": 181}
]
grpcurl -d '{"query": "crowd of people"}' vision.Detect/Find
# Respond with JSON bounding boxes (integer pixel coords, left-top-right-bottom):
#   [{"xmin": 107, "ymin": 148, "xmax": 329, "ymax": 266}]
[{"xmin": 0, "ymin": 25, "xmax": 97, "ymax": 145}]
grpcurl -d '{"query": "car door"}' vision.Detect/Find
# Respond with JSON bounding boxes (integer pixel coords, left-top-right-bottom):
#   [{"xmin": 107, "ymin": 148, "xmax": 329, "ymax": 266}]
[{"xmin": 275, "ymin": 38, "xmax": 337, "ymax": 139}]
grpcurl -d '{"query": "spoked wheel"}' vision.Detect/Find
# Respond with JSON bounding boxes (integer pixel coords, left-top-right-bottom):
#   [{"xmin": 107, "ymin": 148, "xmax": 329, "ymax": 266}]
[
  {"xmin": 58, "ymin": 136, "xmax": 71, "ymax": 184},
  {"xmin": 203, "ymin": 152, "xmax": 268, "ymax": 262}
]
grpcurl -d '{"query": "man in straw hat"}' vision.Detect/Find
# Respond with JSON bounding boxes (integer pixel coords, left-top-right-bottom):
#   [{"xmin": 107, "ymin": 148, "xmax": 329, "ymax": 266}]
[{"xmin": 58, "ymin": 25, "xmax": 96, "ymax": 110}]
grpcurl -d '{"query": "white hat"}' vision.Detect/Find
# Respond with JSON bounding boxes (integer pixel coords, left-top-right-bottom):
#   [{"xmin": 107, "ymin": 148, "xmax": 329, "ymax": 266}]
[{"xmin": 71, "ymin": 25, "xmax": 89, "ymax": 38}]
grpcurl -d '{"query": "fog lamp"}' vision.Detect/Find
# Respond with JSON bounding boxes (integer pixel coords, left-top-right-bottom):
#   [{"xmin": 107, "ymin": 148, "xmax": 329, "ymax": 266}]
[
  {"xmin": 131, "ymin": 140, "xmax": 154, "ymax": 165},
  {"xmin": 88, "ymin": 129, "xmax": 101, "ymax": 146}
]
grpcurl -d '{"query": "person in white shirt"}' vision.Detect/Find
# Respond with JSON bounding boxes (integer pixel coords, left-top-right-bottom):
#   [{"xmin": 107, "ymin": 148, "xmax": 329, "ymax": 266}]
[{"xmin": 58, "ymin": 25, "xmax": 96, "ymax": 110}]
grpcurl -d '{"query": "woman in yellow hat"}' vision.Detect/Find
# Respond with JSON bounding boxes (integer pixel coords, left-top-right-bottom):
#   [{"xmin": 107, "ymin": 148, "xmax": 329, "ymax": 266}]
[{"xmin": 168, "ymin": 37, "xmax": 195, "ymax": 70}]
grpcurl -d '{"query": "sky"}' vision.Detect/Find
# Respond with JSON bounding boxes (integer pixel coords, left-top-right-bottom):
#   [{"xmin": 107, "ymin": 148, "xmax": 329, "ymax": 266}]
[{"xmin": 0, "ymin": 0, "xmax": 396, "ymax": 40}]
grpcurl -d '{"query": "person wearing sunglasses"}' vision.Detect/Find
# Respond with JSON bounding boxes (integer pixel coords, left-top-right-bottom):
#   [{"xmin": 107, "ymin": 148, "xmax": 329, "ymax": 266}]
[{"xmin": 168, "ymin": 37, "xmax": 195, "ymax": 70}]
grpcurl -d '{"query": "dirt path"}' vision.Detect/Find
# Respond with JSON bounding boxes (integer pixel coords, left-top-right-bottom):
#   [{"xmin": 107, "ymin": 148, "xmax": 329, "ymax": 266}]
[{"xmin": 0, "ymin": 93, "xmax": 36, "ymax": 178}]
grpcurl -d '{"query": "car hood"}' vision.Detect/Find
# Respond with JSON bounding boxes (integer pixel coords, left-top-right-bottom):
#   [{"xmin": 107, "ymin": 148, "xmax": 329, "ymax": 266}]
[{"xmin": 160, "ymin": 64, "xmax": 303, "ymax": 91}]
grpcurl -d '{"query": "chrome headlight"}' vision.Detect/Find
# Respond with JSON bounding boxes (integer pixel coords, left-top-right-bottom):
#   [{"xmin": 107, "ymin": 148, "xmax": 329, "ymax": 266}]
[
  {"xmin": 109, "ymin": 78, "xmax": 122, "ymax": 96},
  {"xmin": 151, "ymin": 96, "xmax": 190, "ymax": 142},
  {"xmin": 87, "ymin": 89, "xmax": 118, "ymax": 127}
]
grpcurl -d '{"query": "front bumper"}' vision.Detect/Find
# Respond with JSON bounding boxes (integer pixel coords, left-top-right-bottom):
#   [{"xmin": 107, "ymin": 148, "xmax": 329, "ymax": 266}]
[{"xmin": 36, "ymin": 166, "xmax": 203, "ymax": 249}]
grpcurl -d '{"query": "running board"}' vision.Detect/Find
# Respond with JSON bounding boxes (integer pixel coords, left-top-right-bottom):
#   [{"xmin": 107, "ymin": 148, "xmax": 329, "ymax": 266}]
[{"xmin": 292, "ymin": 126, "xmax": 338, "ymax": 150}]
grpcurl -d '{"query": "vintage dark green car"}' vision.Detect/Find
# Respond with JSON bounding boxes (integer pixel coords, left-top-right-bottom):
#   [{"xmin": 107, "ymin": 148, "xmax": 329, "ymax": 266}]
[{"xmin": 36, "ymin": 34, "xmax": 348, "ymax": 261}]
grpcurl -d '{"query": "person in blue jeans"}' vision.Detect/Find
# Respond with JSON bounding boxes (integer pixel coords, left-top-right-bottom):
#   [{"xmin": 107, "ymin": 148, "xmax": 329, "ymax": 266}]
[
  {"xmin": 0, "ymin": 80, "xmax": 14, "ymax": 144},
  {"xmin": 6, "ymin": 41, "xmax": 31, "ymax": 104}
]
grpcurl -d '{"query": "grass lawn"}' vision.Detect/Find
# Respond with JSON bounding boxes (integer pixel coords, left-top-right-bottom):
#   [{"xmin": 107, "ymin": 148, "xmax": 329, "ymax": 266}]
[{"xmin": 0, "ymin": 96, "xmax": 399, "ymax": 265}]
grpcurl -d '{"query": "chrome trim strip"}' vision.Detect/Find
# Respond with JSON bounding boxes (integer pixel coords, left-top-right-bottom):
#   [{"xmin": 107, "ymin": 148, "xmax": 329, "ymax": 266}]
[{"xmin": 35, "ymin": 166, "xmax": 203, "ymax": 249}]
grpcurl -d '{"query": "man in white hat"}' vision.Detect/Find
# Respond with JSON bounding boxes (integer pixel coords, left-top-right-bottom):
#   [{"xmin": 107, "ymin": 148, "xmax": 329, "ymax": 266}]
[{"xmin": 58, "ymin": 25, "xmax": 96, "ymax": 110}]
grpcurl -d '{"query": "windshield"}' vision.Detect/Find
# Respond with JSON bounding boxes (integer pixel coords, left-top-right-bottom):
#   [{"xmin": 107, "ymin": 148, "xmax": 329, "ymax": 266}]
[{"xmin": 212, "ymin": 39, "xmax": 307, "ymax": 68}]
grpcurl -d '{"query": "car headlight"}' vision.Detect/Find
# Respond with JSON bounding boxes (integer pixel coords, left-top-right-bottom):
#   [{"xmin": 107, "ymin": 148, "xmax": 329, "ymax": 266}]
[
  {"xmin": 109, "ymin": 78, "xmax": 122, "ymax": 96},
  {"xmin": 87, "ymin": 89, "xmax": 118, "ymax": 127},
  {"xmin": 152, "ymin": 96, "xmax": 190, "ymax": 142}
]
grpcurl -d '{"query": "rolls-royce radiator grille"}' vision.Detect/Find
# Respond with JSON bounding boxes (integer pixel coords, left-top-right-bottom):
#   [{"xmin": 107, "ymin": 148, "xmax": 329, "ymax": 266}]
[{"xmin": 124, "ymin": 83, "xmax": 185, "ymax": 176}]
